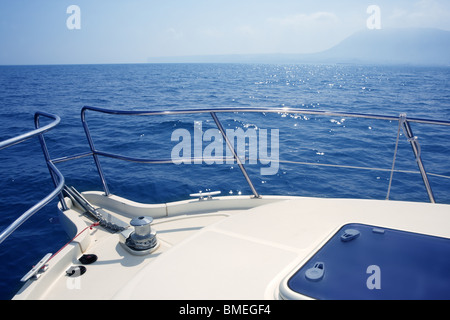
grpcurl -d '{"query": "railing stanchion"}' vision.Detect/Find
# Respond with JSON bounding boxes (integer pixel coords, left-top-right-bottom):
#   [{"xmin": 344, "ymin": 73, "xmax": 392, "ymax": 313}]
[
  {"xmin": 210, "ymin": 112, "xmax": 261, "ymax": 199},
  {"xmin": 34, "ymin": 113, "xmax": 68, "ymax": 211},
  {"xmin": 402, "ymin": 119, "xmax": 436, "ymax": 203},
  {"xmin": 81, "ymin": 108, "xmax": 111, "ymax": 196}
]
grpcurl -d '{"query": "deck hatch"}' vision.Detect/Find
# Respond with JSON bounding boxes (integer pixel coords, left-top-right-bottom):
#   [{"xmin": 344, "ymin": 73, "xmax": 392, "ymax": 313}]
[{"xmin": 285, "ymin": 223, "xmax": 450, "ymax": 300}]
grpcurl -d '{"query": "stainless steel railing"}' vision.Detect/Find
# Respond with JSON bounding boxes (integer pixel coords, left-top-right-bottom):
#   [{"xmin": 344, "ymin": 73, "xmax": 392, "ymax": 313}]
[
  {"xmin": 74, "ymin": 106, "xmax": 450, "ymax": 203},
  {"xmin": 2, "ymin": 106, "xmax": 449, "ymax": 244},
  {"xmin": 0, "ymin": 112, "xmax": 65, "ymax": 245},
  {"xmin": 69, "ymin": 106, "xmax": 450, "ymax": 203}
]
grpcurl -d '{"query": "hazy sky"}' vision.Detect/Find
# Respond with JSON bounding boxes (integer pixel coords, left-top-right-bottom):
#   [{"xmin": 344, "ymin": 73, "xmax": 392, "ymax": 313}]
[{"xmin": 1, "ymin": 0, "xmax": 450, "ymax": 65}]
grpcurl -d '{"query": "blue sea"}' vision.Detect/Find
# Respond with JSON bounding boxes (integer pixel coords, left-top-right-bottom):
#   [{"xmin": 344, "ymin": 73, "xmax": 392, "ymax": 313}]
[{"xmin": 1, "ymin": 63, "xmax": 449, "ymax": 299}]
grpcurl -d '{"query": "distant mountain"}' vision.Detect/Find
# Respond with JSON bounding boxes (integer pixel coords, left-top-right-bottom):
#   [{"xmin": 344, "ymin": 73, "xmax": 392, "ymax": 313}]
[
  {"xmin": 314, "ymin": 28, "xmax": 450, "ymax": 65},
  {"xmin": 148, "ymin": 28, "xmax": 450, "ymax": 65}
]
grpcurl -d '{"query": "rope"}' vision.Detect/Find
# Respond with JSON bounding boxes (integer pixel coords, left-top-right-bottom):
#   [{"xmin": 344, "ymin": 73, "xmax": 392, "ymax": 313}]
[{"xmin": 48, "ymin": 221, "xmax": 100, "ymax": 262}]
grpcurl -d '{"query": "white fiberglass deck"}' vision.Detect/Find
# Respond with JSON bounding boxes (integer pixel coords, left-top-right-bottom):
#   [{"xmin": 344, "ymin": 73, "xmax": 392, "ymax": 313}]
[{"xmin": 13, "ymin": 193, "xmax": 450, "ymax": 300}]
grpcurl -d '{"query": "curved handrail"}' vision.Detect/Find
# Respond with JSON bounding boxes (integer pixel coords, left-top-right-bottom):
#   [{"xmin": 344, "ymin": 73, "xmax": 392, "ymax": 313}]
[
  {"xmin": 0, "ymin": 112, "xmax": 65, "ymax": 245},
  {"xmin": 0, "ymin": 112, "xmax": 61, "ymax": 151}
]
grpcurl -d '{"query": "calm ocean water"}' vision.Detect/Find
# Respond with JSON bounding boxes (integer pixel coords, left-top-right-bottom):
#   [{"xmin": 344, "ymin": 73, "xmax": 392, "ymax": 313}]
[{"xmin": 0, "ymin": 63, "xmax": 449, "ymax": 299}]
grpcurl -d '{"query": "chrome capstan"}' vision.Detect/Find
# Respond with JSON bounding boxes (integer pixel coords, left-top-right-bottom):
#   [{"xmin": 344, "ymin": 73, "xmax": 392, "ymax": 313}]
[{"xmin": 119, "ymin": 216, "xmax": 158, "ymax": 255}]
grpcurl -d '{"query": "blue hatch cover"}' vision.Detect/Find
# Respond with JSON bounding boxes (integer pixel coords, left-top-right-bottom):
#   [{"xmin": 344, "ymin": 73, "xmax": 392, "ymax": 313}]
[{"xmin": 287, "ymin": 223, "xmax": 450, "ymax": 300}]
